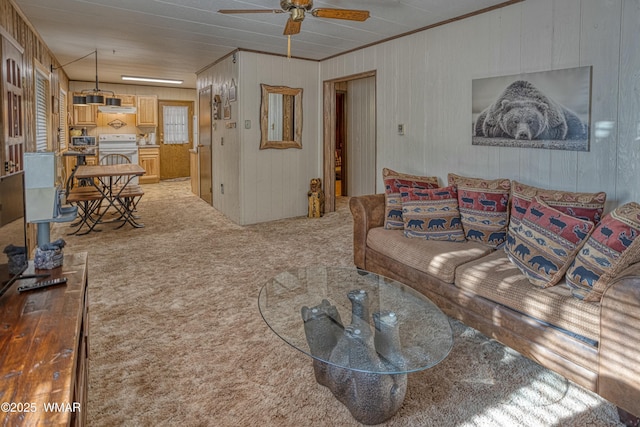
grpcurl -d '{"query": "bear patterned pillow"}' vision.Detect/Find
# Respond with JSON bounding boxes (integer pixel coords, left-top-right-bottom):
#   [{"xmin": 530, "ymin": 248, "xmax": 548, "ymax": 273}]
[
  {"xmin": 383, "ymin": 168, "xmax": 439, "ymax": 230},
  {"xmin": 509, "ymin": 181, "xmax": 606, "ymax": 227},
  {"xmin": 565, "ymin": 202, "xmax": 640, "ymax": 302},
  {"xmin": 401, "ymin": 186, "xmax": 465, "ymax": 242},
  {"xmin": 447, "ymin": 173, "xmax": 510, "ymax": 248},
  {"xmin": 505, "ymin": 197, "xmax": 594, "ymax": 288}
]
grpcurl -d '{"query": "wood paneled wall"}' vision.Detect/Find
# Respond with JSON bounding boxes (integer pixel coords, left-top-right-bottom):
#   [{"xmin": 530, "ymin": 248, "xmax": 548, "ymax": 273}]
[
  {"xmin": 320, "ymin": 0, "xmax": 640, "ymax": 210},
  {"xmin": 1, "ymin": 0, "xmax": 69, "ymax": 153},
  {"xmin": 238, "ymin": 52, "xmax": 320, "ymax": 225},
  {"xmin": 197, "ymin": 54, "xmax": 241, "ymax": 222},
  {"xmin": 197, "ymin": 51, "xmax": 320, "ymax": 225}
]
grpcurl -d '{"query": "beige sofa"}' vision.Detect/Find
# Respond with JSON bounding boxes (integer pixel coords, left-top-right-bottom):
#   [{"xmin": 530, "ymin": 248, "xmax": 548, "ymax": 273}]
[{"xmin": 350, "ymin": 193, "xmax": 640, "ymax": 422}]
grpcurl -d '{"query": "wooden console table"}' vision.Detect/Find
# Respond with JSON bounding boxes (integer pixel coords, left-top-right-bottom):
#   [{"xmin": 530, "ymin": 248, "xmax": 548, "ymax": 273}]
[{"xmin": 0, "ymin": 252, "xmax": 89, "ymax": 426}]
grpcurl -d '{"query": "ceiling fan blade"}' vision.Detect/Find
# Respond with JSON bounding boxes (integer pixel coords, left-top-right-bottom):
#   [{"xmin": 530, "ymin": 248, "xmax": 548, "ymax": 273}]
[
  {"xmin": 311, "ymin": 8, "xmax": 370, "ymax": 22},
  {"xmin": 283, "ymin": 18, "xmax": 302, "ymax": 35},
  {"xmin": 218, "ymin": 9, "xmax": 285, "ymax": 14}
]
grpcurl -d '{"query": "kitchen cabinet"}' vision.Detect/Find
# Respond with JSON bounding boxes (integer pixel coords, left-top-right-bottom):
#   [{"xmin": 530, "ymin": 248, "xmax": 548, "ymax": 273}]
[
  {"xmin": 117, "ymin": 94, "xmax": 136, "ymax": 106},
  {"xmin": 72, "ymin": 95, "xmax": 98, "ymax": 126},
  {"xmin": 138, "ymin": 146, "xmax": 160, "ymax": 184},
  {"xmin": 136, "ymin": 95, "xmax": 158, "ymax": 127}
]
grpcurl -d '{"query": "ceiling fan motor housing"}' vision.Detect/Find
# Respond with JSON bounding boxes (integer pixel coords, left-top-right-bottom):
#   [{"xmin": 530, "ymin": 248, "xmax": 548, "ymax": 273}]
[{"xmin": 281, "ymin": 0, "xmax": 313, "ymax": 12}]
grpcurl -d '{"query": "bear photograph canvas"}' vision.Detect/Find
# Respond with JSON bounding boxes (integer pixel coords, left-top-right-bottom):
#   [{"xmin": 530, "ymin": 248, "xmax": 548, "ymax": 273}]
[{"xmin": 472, "ymin": 66, "xmax": 591, "ymax": 151}]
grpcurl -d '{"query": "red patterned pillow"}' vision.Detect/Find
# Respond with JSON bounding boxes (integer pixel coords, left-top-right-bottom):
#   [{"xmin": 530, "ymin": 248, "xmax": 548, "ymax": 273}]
[
  {"xmin": 383, "ymin": 168, "xmax": 439, "ymax": 230},
  {"xmin": 565, "ymin": 202, "xmax": 640, "ymax": 301},
  {"xmin": 505, "ymin": 197, "xmax": 594, "ymax": 288},
  {"xmin": 401, "ymin": 186, "xmax": 465, "ymax": 242},
  {"xmin": 448, "ymin": 173, "xmax": 510, "ymax": 248},
  {"xmin": 510, "ymin": 181, "xmax": 606, "ymax": 225}
]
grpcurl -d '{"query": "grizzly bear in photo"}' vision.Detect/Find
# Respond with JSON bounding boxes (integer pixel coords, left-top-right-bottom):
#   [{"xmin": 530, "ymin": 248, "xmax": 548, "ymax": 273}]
[{"xmin": 474, "ymin": 80, "xmax": 587, "ymax": 141}]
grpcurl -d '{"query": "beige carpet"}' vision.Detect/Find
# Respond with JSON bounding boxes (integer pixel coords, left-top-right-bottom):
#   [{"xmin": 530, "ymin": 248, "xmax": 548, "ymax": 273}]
[{"xmin": 52, "ymin": 180, "xmax": 623, "ymax": 426}]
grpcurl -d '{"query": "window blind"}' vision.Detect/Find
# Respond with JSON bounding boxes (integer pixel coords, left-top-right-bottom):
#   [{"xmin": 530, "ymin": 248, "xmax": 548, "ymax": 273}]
[
  {"xmin": 59, "ymin": 91, "xmax": 67, "ymax": 150},
  {"xmin": 35, "ymin": 72, "xmax": 49, "ymax": 152}
]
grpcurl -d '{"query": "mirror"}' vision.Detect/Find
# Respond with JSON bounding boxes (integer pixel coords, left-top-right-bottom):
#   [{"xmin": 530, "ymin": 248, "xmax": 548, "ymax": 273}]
[{"xmin": 260, "ymin": 84, "xmax": 302, "ymax": 149}]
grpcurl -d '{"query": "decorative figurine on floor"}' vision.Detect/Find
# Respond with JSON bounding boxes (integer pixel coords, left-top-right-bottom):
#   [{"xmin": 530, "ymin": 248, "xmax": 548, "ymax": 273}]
[{"xmin": 307, "ymin": 178, "xmax": 325, "ymax": 218}]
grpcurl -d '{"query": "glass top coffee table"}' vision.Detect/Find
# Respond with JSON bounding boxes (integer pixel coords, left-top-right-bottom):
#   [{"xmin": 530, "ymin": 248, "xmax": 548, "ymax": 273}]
[{"xmin": 258, "ymin": 267, "xmax": 453, "ymax": 425}]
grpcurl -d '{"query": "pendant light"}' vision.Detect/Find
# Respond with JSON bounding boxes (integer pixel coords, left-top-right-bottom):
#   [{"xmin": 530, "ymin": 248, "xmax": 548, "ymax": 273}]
[{"xmin": 55, "ymin": 50, "xmax": 120, "ymax": 106}]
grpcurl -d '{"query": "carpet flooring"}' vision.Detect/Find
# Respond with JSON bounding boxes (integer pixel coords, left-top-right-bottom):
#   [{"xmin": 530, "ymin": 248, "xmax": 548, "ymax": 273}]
[{"xmin": 51, "ymin": 180, "xmax": 623, "ymax": 426}]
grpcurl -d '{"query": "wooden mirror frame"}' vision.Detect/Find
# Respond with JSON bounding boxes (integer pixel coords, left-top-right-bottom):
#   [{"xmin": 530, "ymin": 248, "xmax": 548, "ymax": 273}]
[{"xmin": 260, "ymin": 84, "xmax": 303, "ymax": 150}]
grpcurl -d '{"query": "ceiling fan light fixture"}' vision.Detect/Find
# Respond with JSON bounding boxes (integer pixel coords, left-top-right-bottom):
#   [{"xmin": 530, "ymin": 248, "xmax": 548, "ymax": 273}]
[{"xmin": 291, "ymin": 8, "xmax": 305, "ymax": 22}]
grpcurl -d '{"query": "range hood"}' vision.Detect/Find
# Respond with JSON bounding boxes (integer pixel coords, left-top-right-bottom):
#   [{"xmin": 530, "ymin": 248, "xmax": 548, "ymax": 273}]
[{"xmin": 98, "ymin": 105, "xmax": 137, "ymax": 114}]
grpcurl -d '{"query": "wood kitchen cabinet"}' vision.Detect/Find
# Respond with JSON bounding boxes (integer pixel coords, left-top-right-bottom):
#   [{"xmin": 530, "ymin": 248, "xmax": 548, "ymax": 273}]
[
  {"xmin": 136, "ymin": 95, "xmax": 158, "ymax": 127},
  {"xmin": 138, "ymin": 146, "xmax": 160, "ymax": 184},
  {"xmin": 0, "ymin": 253, "xmax": 89, "ymax": 427},
  {"xmin": 72, "ymin": 96, "xmax": 98, "ymax": 126},
  {"xmin": 117, "ymin": 94, "xmax": 136, "ymax": 106}
]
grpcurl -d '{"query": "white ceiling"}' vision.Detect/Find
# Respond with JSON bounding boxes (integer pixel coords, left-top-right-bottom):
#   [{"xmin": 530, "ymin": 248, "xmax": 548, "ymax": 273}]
[{"xmin": 13, "ymin": 0, "xmax": 519, "ymax": 89}]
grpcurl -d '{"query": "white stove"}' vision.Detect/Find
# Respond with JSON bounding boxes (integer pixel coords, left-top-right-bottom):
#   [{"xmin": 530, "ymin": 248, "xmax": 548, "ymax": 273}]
[{"xmin": 98, "ymin": 134, "xmax": 139, "ymax": 184}]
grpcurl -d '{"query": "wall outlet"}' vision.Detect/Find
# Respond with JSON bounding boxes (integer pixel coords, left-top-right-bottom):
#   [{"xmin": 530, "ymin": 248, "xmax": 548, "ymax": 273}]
[
  {"xmin": 221, "ymin": 183, "xmax": 224, "ymax": 194},
  {"xmin": 397, "ymin": 124, "xmax": 405, "ymax": 135}
]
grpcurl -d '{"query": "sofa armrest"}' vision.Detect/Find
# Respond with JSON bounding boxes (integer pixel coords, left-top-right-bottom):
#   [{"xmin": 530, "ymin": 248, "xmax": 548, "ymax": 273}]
[
  {"xmin": 349, "ymin": 194, "xmax": 386, "ymax": 269},
  {"xmin": 598, "ymin": 262, "xmax": 640, "ymax": 417}
]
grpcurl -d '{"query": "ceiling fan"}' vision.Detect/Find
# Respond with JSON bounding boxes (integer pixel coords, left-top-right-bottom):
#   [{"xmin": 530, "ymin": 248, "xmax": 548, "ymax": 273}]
[{"xmin": 218, "ymin": 0, "xmax": 370, "ymax": 35}]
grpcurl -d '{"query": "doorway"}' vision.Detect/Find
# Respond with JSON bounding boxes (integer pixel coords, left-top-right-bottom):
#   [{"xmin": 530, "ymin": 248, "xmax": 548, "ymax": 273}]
[
  {"xmin": 158, "ymin": 100, "xmax": 193, "ymax": 180},
  {"xmin": 198, "ymin": 86, "xmax": 213, "ymax": 205},
  {"xmin": 335, "ymin": 89, "xmax": 346, "ymax": 196},
  {"xmin": 323, "ymin": 71, "xmax": 377, "ymax": 212}
]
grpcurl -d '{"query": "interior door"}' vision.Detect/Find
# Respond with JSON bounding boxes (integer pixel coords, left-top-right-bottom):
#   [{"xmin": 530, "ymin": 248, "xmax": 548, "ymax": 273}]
[
  {"xmin": 158, "ymin": 100, "xmax": 192, "ymax": 179},
  {"xmin": 198, "ymin": 86, "xmax": 213, "ymax": 204},
  {"xmin": 346, "ymin": 76, "xmax": 376, "ymax": 197}
]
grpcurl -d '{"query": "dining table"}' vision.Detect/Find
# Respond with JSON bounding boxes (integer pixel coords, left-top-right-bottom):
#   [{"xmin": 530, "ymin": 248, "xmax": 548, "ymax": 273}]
[{"xmin": 70, "ymin": 163, "xmax": 146, "ymax": 234}]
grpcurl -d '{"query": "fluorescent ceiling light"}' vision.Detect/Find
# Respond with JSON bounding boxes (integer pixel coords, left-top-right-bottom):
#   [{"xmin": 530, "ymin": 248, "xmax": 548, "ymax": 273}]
[{"xmin": 122, "ymin": 75, "xmax": 183, "ymax": 84}]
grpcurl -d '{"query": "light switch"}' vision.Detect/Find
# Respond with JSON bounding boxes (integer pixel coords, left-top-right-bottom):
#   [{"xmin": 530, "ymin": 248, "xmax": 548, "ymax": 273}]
[{"xmin": 244, "ymin": 120, "xmax": 251, "ymax": 129}]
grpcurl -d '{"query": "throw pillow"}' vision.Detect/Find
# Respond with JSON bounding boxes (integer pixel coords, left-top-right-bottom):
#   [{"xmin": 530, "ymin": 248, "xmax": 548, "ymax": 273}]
[
  {"xmin": 505, "ymin": 197, "xmax": 595, "ymax": 288},
  {"xmin": 447, "ymin": 173, "xmax": 510, "ymax": 248},
  {"xmin": 383, "ymin": 168, "xmax": 439, "ymax": 230},
  {"xmin": 565, "ymin": 202, "xmax": 640, "ymax": 301},
  {"xmin": 509, "ymin": 181, "xmax": 606, "ymax": 225},
  {"xmin": 401, "ymin": 186, "xmax": 465, "ymax": 242}
]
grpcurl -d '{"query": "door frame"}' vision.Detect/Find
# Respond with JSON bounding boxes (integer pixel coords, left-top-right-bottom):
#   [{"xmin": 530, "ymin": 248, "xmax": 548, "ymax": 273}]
[
  {"xmin": 322, "ymin": 71, "xmax": 376, "ymax": 212},
  {"xmin": 198, "ymin": 86, "xmax": 213, "ymax": 205}
]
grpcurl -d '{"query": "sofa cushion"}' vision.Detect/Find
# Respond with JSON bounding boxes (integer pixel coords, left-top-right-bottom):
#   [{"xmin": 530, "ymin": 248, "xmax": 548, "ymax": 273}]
[
  {"xmin": 566, "ymin": 202, "xmax": 640, "ymax": 302},
  {"xmin": 509, "ymin": 181, "xmax": 606, "ymax": 226},
  {"xmin": 448, "ymin": 173, "xmax": 510, "ymax": 248},
  {"xmin": 382, "ymin": 168, "xmax": 440, "ymax": 230},
  {"xmin": 505, "ymin": 197, "xmax": 595, "ymax": 288},
  {"xmin": 401, "ymin": 186, "xmax": 465, "ymax": 242},
  {"xmin": 455, "ymin": 250, "xmax": 601, "ymax": 343},
  {"xmin": 367, "ymin": 227, "xmax": 493, "ymax": 283}
]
